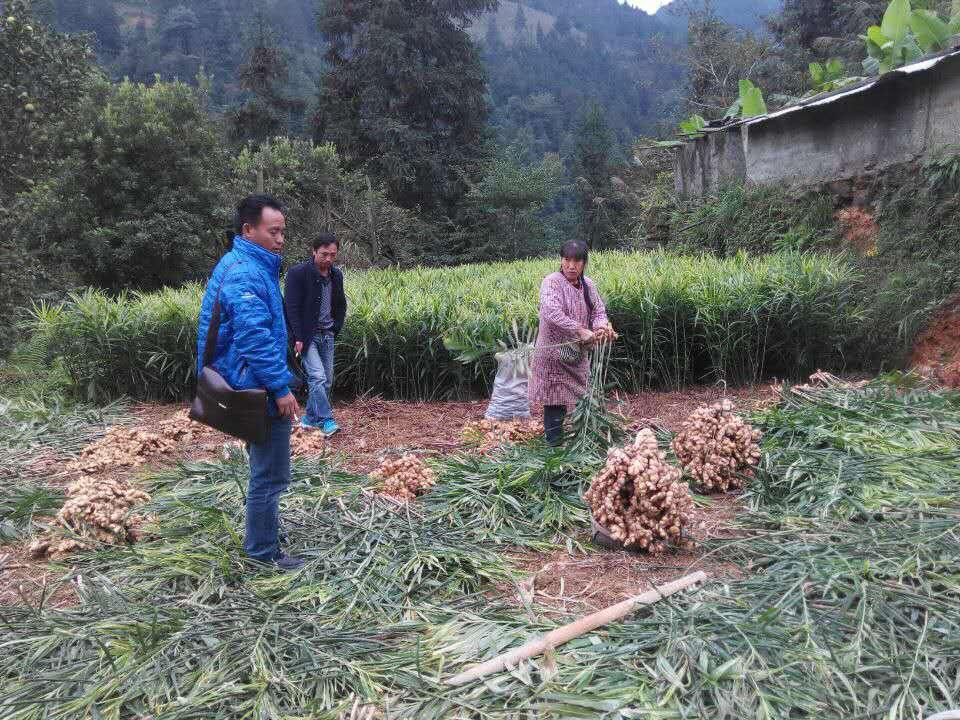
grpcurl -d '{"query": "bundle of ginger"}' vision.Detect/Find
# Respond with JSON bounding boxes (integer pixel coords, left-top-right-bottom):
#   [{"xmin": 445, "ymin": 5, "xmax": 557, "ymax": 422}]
[
  {"xmin": 671, "ymin": 400, "xmax": 762, "ymax": 493},
  {"xmin": 29, "ymin": 475, "xmax": 151, "ymax": 558},
  {"xmin": 371, "ymin": 454, "xmax": 436, "ymax": 502},
  {"xmin": 462, "ymin": 419, "xmax": 542, "ymax": 451},
  {"xmin": 584, "ymin": 429, "xmax": 694, "ymax": 553}
]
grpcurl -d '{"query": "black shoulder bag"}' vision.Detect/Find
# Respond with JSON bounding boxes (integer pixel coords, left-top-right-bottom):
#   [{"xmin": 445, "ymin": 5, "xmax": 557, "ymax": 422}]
[{"xmin": 189, "ymin": 265, "xmax": 269, "ymax": 444}]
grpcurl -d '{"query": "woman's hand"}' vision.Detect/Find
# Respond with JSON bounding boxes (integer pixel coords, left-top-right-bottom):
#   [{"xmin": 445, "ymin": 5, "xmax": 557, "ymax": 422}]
[
  {"xmin": 593, "ymin": 325, "xmax": 619, "ymax": 343},
  {"xmin": 576, "ymin": 327, "xmax": 595, "ymax": 344}
]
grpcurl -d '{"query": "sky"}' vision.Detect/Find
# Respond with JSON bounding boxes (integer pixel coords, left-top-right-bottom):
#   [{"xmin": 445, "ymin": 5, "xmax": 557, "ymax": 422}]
[{"xmin": 621, "ymin": 0, "xmax": 673, "ymax": 14}]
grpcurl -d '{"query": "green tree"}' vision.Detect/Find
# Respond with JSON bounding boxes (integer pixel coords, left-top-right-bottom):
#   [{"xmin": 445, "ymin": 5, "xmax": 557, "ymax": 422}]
[
  {"xmin": 120, "ymin": 17, "xmax": 152, "ymax": 84},
  {"xmin": 682, "ymin": 2, "xmax": 786, "ymax": 117},
  {"xmin": 514, "ymin": 3, "xmax": 528, "ymax": 37},
  {"xmin": 228, "ymin": 137, "xmax": 425, "ymax": 266},
  {"xmin": 572, "ymin": 103, "xmax": 620, "ymax": 249},
  {"xmin": 313, "ymin": 0, "xmax": 497, "ymax": 216},
  {"xmin": 467, "ymin": 143, "xmax": 563, "ymax": 259},
  {"xmin": 157, "ymin": 4, "xmax": 201, "ymax": 80},
  {"xmin": 0, "ymin": 1, "xmax": 96, "ymax": 351},
  {"xmin": 14, "ymin": 79, "xmax": 226, "ymax": 291},
  {"xmin": 0, "ymin": 2, "xmax": 94, "ymax": 203},
  {"xmin": 229, "ymin": 17, "xmax": 306, "ymax": 147}
]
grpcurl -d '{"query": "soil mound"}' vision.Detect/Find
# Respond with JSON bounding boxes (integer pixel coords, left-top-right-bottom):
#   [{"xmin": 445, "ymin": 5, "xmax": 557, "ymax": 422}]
[{"xmin": 910, "ymin": 296, "xmax": 960, "ymax": 387}]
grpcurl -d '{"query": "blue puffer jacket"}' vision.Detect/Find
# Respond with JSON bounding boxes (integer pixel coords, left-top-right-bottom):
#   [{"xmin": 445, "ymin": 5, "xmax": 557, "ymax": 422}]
[{"xmin": 196, "ymin": 236, "xmax": 294, "ymax": 414}]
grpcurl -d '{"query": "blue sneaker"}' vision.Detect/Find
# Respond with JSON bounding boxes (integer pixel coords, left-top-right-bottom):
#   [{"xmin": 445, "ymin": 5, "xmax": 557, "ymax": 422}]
[
  {"xmin": 300, "ymin": 418, "xmax": 323, "ymax": 431},
  {"xmin": 321, "ymin": 420, "xmax": 340, "ymax": 438}
]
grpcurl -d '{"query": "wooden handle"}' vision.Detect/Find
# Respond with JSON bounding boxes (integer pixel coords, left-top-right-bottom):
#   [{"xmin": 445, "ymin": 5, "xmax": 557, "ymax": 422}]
[{"xmin": 445, "ymin": 570, "xmax": 707, "ymax": 686}]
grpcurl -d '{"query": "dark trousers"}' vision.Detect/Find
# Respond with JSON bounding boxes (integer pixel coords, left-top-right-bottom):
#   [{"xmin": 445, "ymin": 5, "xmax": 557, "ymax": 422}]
[{"xmin": 544, "ymin": 405, "xmax": 567, "ymax": 447}]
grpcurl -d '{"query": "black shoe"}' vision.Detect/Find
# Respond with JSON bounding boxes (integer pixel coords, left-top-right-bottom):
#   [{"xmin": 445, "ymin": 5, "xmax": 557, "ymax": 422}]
[{"xmin": 274, "ymin": 554, "xmax": 305, "ymax": 571}]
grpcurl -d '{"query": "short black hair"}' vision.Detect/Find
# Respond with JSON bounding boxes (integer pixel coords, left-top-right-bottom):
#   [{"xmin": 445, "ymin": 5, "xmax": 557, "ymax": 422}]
[
  {"xmin": 313, "ymin": 232, "xmax": 339, "ymax": 250},
  {"xmin": 560, "ymin": 240, "xmax": 589, "ymax": 262},
  {"xmin": 235, "ymin": 194, "xmax": 283, "ymax": 234}
]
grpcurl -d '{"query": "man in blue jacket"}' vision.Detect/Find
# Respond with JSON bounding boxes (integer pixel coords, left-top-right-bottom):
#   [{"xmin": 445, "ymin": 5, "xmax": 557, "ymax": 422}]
[
  {"xmin": 196, "ymin": 195, "xmax": 304, "ymax": 571},
  {"xmin": 285, "ymin": 233, "xmax": 347, "ymax": 437}
]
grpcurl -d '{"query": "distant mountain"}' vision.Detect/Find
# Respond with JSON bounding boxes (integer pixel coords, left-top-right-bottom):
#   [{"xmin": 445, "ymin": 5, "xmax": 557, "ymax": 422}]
[
  {"xmin": 466, "ymin": 1, "xmax": 588, "ymax": 46},
  {"xmin": 477, "ymin": 0, "xmax": 685, "ymax": 155},
  {"xmin": 43, "ymin": 0, "xmax": 688, "ymax": 154},
  {"xmin": 655, "ymin": 0, "xmax": 781, "ymax": 30}
]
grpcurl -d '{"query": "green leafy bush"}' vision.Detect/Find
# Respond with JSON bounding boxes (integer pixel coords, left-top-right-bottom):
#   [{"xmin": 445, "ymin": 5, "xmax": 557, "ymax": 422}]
[
  {"xmin": 226, "ymin": 138, "xmax": 428, "ymax": 268},
  {"xmin": 26, "ymin": 251, "xmax": 860, "ymax": 402},
  {"xmin": 12, "ymin": 78, "xmax": 227, "ymax": 292}
]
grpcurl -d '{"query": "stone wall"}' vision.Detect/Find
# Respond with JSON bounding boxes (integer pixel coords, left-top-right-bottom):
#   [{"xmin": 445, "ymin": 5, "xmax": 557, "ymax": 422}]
[{"xmin": 676, "ymin": 51, "xmax": 960, "ymax": 197}]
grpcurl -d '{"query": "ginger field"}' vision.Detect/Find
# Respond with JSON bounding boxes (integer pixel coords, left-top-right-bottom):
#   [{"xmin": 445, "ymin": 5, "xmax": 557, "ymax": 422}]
[{"xmin": 24, "ymin": 251, "xmax": 858, "ymax": 403}]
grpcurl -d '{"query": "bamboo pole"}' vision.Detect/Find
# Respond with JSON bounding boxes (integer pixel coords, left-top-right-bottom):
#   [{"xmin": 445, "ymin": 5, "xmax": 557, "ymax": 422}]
[{"xmin": 445, "ymin": 570, "xmax": 707, "ymax": 687}]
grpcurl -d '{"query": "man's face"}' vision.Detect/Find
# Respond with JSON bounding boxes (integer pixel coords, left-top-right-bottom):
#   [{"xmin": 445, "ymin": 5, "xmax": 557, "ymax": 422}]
[
  {"xmin": 243, "ymin": 207, "xmax": 286, "ymax": 254},
  {"xmin": 561, "ymin": 256, "xmax": 586, "ymax": 282},
  {"xmin": 313, "ymin": 243, "xmax": 338, "ymax": 273}
]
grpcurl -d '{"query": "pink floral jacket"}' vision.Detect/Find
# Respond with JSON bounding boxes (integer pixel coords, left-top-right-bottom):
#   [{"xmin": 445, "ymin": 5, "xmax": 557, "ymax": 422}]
[{"xmin": 528, "ymin": 271, "xmax": 609, "ymax": 411}]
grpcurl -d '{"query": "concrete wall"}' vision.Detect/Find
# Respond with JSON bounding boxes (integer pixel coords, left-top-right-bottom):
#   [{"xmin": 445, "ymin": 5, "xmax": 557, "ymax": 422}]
[{"xmin": 675, "ymin": 52, "xmax": 960, "ymax": 197}]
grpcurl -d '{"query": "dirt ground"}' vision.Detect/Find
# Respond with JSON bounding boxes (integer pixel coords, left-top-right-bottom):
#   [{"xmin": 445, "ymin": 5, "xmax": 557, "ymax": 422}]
[
  {"xmin": 0, "ymin": 384, "xmax": 776, "ymax": 609},
  {"xmin": 502, "ymin": 494, "xmax": 746, "ymax": 614},
  {"xmin": 911, "ymin": 294, "xmax": 960, "ymax": 387}
]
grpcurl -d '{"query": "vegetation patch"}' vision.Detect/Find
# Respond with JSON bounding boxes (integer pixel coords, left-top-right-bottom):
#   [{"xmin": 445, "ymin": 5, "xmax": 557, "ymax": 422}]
[{"xmin": 25, "ymin": 251, "xmax": 859, "ymax": 402}]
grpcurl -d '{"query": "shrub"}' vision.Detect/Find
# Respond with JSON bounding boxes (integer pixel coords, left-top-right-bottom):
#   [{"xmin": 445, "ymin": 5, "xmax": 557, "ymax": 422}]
[
  {"xmin": 671, "ymin": 184, "xmax": 836, "ymax": 255},
  {"xmin": 226, "ymin": 138, "xmax": 427, "ymax": 268},
  {"xmin": 25, "ymin": 251, "xmax": 860, "ymax": 403},
  {"xmin": 12, "ymin": 78, "xmax": 227, "ymax": 292}
]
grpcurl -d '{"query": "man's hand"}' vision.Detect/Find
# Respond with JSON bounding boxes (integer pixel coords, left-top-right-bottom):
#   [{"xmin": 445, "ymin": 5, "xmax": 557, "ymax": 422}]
[
  {"xmin": 294, "ymin": 341, "xmax": 304, "ymax": 355},
  {"xmin": 276, "ymin": 393, "xmax": 300, "ymax": 421}
]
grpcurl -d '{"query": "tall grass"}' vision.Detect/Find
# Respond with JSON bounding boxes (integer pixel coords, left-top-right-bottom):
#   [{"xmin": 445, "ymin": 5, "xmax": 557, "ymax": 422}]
[{"xmin": 25, "ymin": 251, "xmax": 860, "ymax": 402}]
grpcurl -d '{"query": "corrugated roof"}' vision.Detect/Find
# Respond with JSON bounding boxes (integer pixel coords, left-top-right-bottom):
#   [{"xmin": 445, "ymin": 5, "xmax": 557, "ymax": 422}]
[{"xmin": 693, "ymin": 47, "xmax": 960, "ymax": 135}]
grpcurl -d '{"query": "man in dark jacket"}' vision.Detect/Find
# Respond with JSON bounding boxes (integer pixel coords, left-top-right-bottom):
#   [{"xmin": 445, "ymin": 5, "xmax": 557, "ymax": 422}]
[
  {"xmin": 284, "ymin": 232, "xmax": 347, "ymax": 436},
  {"xmin": 196, "ymin": 195, "xmax": 304, "ymax": 571}
]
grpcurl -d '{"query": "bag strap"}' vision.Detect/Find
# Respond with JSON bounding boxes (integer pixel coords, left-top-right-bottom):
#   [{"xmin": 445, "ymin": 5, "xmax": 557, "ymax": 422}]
[{"xmin": 201, "ymin": 260, "xmax": 243, "ymax": 369}]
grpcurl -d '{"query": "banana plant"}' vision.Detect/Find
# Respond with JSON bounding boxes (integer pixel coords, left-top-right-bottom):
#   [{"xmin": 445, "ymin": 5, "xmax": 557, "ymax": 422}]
[
  {"xmin": 862, "ymin": 0, "xmax": 922, "ymax": 74},
  {"xmin": 809, "ymin": 59, "xmax": 849, "ymax": 92},
  {"xmin": 724, "ymin": 79, "xmax": 768, "ymax": 120},
  {"xmin": 678, "ymin": 114, "xmax": 706, "ymax": 137},
  {"xmin": 910, "ymin": 8, "xmax": 960, "ymax": 52}
]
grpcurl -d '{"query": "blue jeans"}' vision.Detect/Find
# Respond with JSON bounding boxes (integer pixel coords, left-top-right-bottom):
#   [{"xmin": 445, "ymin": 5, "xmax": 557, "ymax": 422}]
[
  {"xmin": 245, "ymin": 416, "xmax": 292, "ymax": 562},
  {"xmin": 303, "ymin": 333, "xmax": 335, "ymax": 424}
]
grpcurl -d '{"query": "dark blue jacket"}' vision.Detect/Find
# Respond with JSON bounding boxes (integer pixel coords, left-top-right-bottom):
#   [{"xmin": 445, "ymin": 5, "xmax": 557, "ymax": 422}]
[
  {"xmin": 196, "ymin": 237, "xmax": 294, "ymax": 413},
  {"xmin": 284, "ymin": 261, "xmax": 347, "ymax": 347}
]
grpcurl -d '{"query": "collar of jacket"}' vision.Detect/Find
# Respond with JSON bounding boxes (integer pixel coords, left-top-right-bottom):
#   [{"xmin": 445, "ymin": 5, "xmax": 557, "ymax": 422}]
[
  {"xmin": 309, "ymin": 261, "xmax": 336, "ymax": 283},
  {"xmin": 233, "ymin": 235, "xmax": 282, "ymax": 274}
]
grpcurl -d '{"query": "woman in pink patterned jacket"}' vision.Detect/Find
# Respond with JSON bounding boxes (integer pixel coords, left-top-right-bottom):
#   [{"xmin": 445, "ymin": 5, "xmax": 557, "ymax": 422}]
[{"xmin": 529, "ymin": 241, "xmax": 615, "ymax": 446}]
